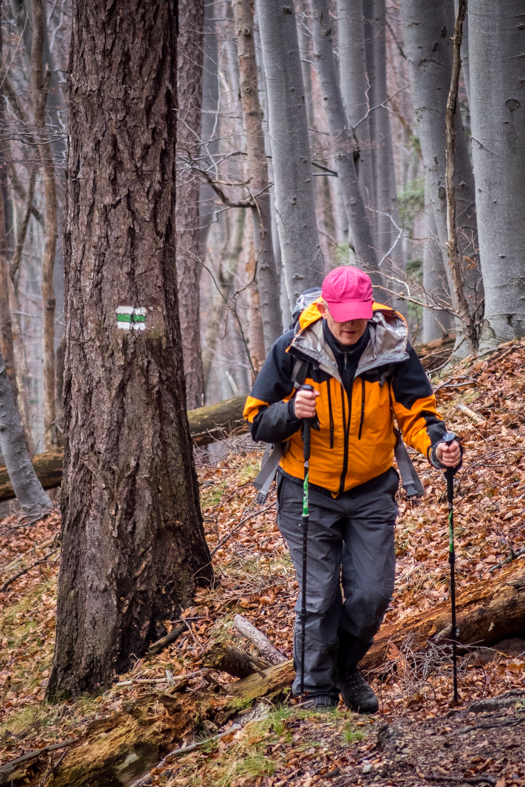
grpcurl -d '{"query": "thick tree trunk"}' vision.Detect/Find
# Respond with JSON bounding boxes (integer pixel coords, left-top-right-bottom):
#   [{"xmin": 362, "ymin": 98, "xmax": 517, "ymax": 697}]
[
  {"xmin": 257, "ymin": 0, "xmax": 324, "ymax": 303},
  {"xmin": 176, "ymin": 0, "xmax": 205, "ymax": 409},
  {"xmin": 399, "ymin": 0, "xmax": 481, "ymax": 354},
  {"xmin": 0, "ymin": 347, "xmax": 52, "ymax": 516},
  {"xmin": 47, "ymin": 0, "xmax": 212, "ymax": 699},
  {"xmin": 233, "ymin": 0, "xmax": 282, "ymax": 353},
  {"xmin": 469, "ymin": 0, "xmax": 525, "ymax": 349},
  {"xmin": 308, "ymin": 0, "xmax": 382, "ymax": 289},
  {"xmin": 32, "ymin": 0, "xmax": 58, "ymax": 448}
]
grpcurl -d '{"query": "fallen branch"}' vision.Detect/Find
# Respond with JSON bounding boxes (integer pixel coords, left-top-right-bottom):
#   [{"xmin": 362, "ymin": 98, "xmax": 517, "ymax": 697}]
[
  {"xmin": 202, "ymin": 642, "xmax": 268, "ymax": 678},
  {"xmin": 0, "ymin": 549, "xmax": 58, "ymax": 593},
  {"xmin": 489, "ymin": 546, "xmax": 525, "ymax": 573},
  {"xmin": 234, "ymin": 614, "xmax": 287, "ymax": 666},
  {"xmin": 210, "ymin": 505, "xmax": 275, "ymax": 558},
  {"xmin": 457, "ymin": 402, "xmax": 486, "ymax": 425},
  {"xmin": 147, "ymin": 623, "xmax": 186, "ymax": 657},
  {"xmin": 0, "ymin": 738, "xmax": 78, "ymax": 782}
]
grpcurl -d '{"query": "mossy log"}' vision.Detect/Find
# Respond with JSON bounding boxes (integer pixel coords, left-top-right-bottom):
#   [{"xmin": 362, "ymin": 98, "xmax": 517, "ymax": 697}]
[
  {"xmin": 362, "ymin": 562, "xmax": 525, "ymax": 671},
  {"xmin": 0, "ymin": 396, "xmax": 247, "ymax": 503}
]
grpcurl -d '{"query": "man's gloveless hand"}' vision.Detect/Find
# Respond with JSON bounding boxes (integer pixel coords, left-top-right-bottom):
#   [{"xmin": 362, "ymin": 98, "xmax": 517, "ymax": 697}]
[
  {"xmin": 294, "ymin": 388, "xmax": 320, "ymax": 419},
  {"xmin": 435, "ymin": 440, "xmax": 462, "ymax": 468}
]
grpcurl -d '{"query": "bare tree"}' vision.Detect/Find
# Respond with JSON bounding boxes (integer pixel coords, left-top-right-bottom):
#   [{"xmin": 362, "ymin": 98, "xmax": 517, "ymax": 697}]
[
  {"xmin": 308, "ymin": 0, "xmax": 382, "ymax": 289},
  {"xmin": 257, "ymin": 0, "xmax": 324, "ymax": 302},
  {"xmin": 48, "ymin": 0, "xmax": 212, "ymax": 698},
  {"xmin": 176, "ymin": 0, "xmax": 206, "ymax": 409},
  {"xmin": 399, "ymin": 0, "xmax": 481, "ymax": 353},
  {"xmin": 469, "ymin": 0, "xmax": 525, "ymax": 349},
  {"xmin": 32, "ymin": 0, "xmax": 58, "ymax": 447},
  {"xmin": 233, "ymin": 0, "xmax": 282, "ymax": 351}
]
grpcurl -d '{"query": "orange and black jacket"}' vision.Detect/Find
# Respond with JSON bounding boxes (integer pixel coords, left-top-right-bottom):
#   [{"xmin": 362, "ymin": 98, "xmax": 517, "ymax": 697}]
[{"xmin": 244, "ymin": 301, "xmax": 446, "ymax": 495}]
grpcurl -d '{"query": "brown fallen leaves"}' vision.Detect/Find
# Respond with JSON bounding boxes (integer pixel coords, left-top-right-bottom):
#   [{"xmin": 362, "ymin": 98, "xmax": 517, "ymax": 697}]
[{"xmin": 2, "ymin": 339, "xmax": 525, "ymax": 785}]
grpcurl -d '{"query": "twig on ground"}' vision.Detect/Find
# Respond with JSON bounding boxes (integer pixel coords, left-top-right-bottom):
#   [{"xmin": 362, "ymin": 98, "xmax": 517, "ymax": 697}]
[
  {"xmin": 457, "ymin": 402, "xmax": 486, "ymax": 424},
  {"xmin": 147, "ymin": 623, "xmax": 186, "ymax": 657},
  {"xmin": 210, "ymin": 504, "xmax": 276, "ymax": 558},
  {"xmin": 179, "ymin": 615, "xmax": 205, "ymax": 653},
  {"xmin": 0, "ymin": 739, "xmax": 78, "ymax": 781},
  {"xmin": 0, "ymin": 549, "xmax": 59, "ymax": 592},
  {"xmin": 489, "ymin": 546, "xmax": 525, "ymax": 573}
]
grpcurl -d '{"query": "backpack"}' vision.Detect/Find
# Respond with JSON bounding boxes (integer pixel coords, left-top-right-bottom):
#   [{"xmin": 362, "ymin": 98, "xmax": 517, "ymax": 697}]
[{"xmin": 253, "ymin": 289, "xmax": 424, "ymax": 503}]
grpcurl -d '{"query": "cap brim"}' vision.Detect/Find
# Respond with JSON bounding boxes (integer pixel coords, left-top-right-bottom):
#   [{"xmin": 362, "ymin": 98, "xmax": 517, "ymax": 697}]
[{"xmin": 325, "ymin": 299, "xmax": 373, "ymax": 322}]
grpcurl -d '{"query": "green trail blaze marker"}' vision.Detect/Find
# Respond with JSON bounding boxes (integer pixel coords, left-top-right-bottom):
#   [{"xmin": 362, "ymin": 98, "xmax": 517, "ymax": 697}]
[{"xmin": 116, "ymin": 306, "xmax": 147, "ymax": 331}]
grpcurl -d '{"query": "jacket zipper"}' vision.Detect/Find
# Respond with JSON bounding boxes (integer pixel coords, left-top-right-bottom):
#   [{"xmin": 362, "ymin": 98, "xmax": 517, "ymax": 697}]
[
  {"xmin": 358, "ymin": 377, "xmax": 365, "ymax": 439},
  {"xmin": 327, "ymin": 378, "xmax": 334, "ymax": 449},
  {"xmin": 339, "ymin": 382, "xmax": 352, "ymax": 494}
]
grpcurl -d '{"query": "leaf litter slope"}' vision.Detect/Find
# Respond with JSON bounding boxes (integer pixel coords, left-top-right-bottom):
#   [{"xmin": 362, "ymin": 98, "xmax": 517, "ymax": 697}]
[{"xmin": 1, "ymin": 339, "xmax": 525, "ymax": 785}]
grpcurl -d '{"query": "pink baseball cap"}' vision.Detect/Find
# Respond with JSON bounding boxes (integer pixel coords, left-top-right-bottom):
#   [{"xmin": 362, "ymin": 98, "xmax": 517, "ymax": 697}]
[{"xmin": 321, "ymin": 266, "xmax": 373, "ymax": 322}]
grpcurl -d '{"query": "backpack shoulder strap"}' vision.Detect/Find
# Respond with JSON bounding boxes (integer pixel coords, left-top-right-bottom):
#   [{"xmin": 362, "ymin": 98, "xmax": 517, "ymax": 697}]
[
  {"xmin": 292, "ymin": 358, "xmax": 309, "ymax": 389},
  {"xmin": 394, "ymin": 430, "xmax": 425, "ymax": 499}
]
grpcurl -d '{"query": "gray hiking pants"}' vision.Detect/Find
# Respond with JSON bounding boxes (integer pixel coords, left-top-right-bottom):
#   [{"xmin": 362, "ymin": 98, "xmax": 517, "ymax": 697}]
[{"xmin": 277, "ymin": 467, "xmax": 398, "ymax": 697}]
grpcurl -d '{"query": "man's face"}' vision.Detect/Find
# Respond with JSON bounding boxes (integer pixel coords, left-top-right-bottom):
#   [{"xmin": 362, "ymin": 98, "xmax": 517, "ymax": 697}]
[{"xmin": 318, "ymin": 301, "xmax": 368, "ymax": 346}]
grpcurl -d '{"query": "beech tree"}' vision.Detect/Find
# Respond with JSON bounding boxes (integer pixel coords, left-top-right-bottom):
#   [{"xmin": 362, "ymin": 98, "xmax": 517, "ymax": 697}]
[
  {"xmin": 469, "ymin": 0, "xmax": 525, "ymax": 348},
  {"xmin": 176, "ymin": 0, "xmax": 205, "ymax": 409},
  {"xmin": 47, "ymin": 0, "xmax": 212, "ymax": 698},
  {"xmin": 257, "ymin": 0, "xmax": 324, "ymax": 303}
]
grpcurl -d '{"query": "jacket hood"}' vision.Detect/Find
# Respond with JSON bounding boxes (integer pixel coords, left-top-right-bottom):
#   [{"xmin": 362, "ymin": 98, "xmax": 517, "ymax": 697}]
[{"xmin": 290, "ymin": 300, "xmax": 409, "ymax": 384}]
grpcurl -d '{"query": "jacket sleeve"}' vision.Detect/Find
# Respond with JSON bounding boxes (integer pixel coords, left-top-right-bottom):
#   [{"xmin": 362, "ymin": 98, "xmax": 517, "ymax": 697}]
[
  {"xmin": 391, "ymin": 342, "xmax": 446, "ymax": 459},
  {"xmin": 243, "ymin": 330, "xmax": 302, "ymax": 443}
]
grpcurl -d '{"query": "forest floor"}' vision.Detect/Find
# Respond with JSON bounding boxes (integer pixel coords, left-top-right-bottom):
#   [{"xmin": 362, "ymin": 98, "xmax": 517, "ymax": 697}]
[{"xmin": 1, "ymin": 337, "xmax": 525, "ymax": 786}]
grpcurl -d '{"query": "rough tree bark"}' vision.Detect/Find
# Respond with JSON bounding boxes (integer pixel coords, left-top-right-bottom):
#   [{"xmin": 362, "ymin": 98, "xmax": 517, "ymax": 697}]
[
  {"xmin": 0, "ymin": 346, "xmax": 52, "ymax": 516},
  {"xmin": 308, "ymin": 0, "xmax": 382, "ymax": 289},
  {"xmin": 176, "ymin": 0, "xmax": 205, "ymax": 409},
  {"xmin": 399, "ymin": 0, "xmax": 481, "ymax": 354},
  {"xmin": 47, "ymin": 0, "xmax": 212, "ymax": 699},
  {"xmin": 469, "ymin": 0, "xmax": 525, "ymax": 349},
  {"xmin": 233, "ymin": 0, "xmax": 282, "ymax": 353},
  {"xmin": 32, "ymin": 0, "xmax": 58, "ymax": 448},
  {"xmin": 257, "ymin": 0, "xmax": 324, "ymax": 303}
]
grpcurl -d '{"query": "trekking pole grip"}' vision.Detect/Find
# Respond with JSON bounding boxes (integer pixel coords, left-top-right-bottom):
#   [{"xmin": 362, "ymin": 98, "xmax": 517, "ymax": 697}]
[{"xmin": 301, "ymin": 384, "xmax": 314, "ymax": 463}]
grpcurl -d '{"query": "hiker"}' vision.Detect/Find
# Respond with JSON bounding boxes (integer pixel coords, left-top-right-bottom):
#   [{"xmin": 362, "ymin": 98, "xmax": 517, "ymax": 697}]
[{"xmin": 244, "ymin": 266, "xmax": 461, "ymax": 712}]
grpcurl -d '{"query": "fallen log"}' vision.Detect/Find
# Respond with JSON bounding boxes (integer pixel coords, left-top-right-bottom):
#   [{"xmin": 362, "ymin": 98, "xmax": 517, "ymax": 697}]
[
  {"xmin": 0, "ymin": 395, "xmax": 247, "ymax": 504},
  {"xmin": 227, "ymin": 659, "xmax": 295, "ymax": 702},
  {"xmin": 362, "ymin": 562, "xmax": 525, "ymax": 671},
  {"xmin": 233, "ymin": 614, "xmax": 288, "ymax": 666}
]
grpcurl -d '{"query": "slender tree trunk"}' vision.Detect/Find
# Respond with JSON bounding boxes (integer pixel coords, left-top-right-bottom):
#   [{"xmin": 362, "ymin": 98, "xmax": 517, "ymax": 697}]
[
  {"xmin": 176, "ymin": 0, "xmax": 205, "ymax": 409},
  {"xmin": 469, "ymin": 0, "xmax": 525, "ymax": 349},
  {"xmin": 399, "ymin": 0, "xmax": 481, "ymax": 354},
  {"xmin": 445, "ymin": 0, "xmax": 476, "ymax": 353},
  {"xmin": 199, "ymin": 2, "xmax": 219, "ymax": 256},
  {"xmin": 47, "ymin": 0, "xmax": 212, "ymax": 699},
  {"xmin": 32, "ymin": 0, "xmax": 58, "ymax": 448},
  {"xmin": 337, "ymin": 0, "xmax": 375, "ymax": 219},
  {"xmin": 0, "ymin": 188, "xmax": 18, "ymax": 406},
  {"xmin": 233, "ymin": 0, "xmax": 282, "ymax": 352},
  {"xmin": 422, "ymin": 175, "xmax": 452, "ymax": 342},
  {"xmin": 0, "ymin": 346, "xmax": 52, "ymax": 516},
  {"xmin": 246, "ymin": 225, "xmax": 266, "ymax": 374},
  {"xmin": 257, "ymin": 0, "xmax": 324, "ymax": 303},
  {"xmin": 308, "ymin": 0, "xmax": 382, "ymax": 289},
  {"xmin": 370, "ymin": 0, "xmax": 405, "ymax": 307}
]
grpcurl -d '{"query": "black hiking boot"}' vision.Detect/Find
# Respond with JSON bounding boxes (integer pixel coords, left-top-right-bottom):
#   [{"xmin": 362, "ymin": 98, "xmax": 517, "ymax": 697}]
[{"xmin": 337, "ymin": 666, "xmax": 378, "ymax": 714}]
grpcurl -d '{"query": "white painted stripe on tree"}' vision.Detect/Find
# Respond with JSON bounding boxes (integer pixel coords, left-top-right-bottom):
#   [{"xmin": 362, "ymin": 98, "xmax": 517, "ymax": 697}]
[{"xmin": 116, "ymin": 306, "xmax": 147, "ymax": 330}]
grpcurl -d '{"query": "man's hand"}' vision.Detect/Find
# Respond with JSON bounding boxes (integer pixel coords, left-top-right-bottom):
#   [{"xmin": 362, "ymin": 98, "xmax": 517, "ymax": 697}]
[
  {"xmin": 435, "ymin": 439, "xmax": 461, "ymax": 468},
  {"xmin": 294, "ymin": 387, "xmax": 320, "ymax": 419}
]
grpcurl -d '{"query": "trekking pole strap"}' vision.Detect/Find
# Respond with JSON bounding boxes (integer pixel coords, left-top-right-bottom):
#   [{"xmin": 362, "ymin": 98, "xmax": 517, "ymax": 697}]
[{"xmin": 394, "ymin": 431, "xmax": 425, "ymax": 498}]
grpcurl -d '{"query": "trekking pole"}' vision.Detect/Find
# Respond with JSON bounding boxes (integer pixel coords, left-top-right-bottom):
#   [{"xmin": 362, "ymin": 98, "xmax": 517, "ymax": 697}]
[
  {"xmin": 300, "ymin": 384, "xmax": 314, "ymax": 698},
  {"xmin": 443, "ymin": 432, "xmax": 460, "ymax": 704}
]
